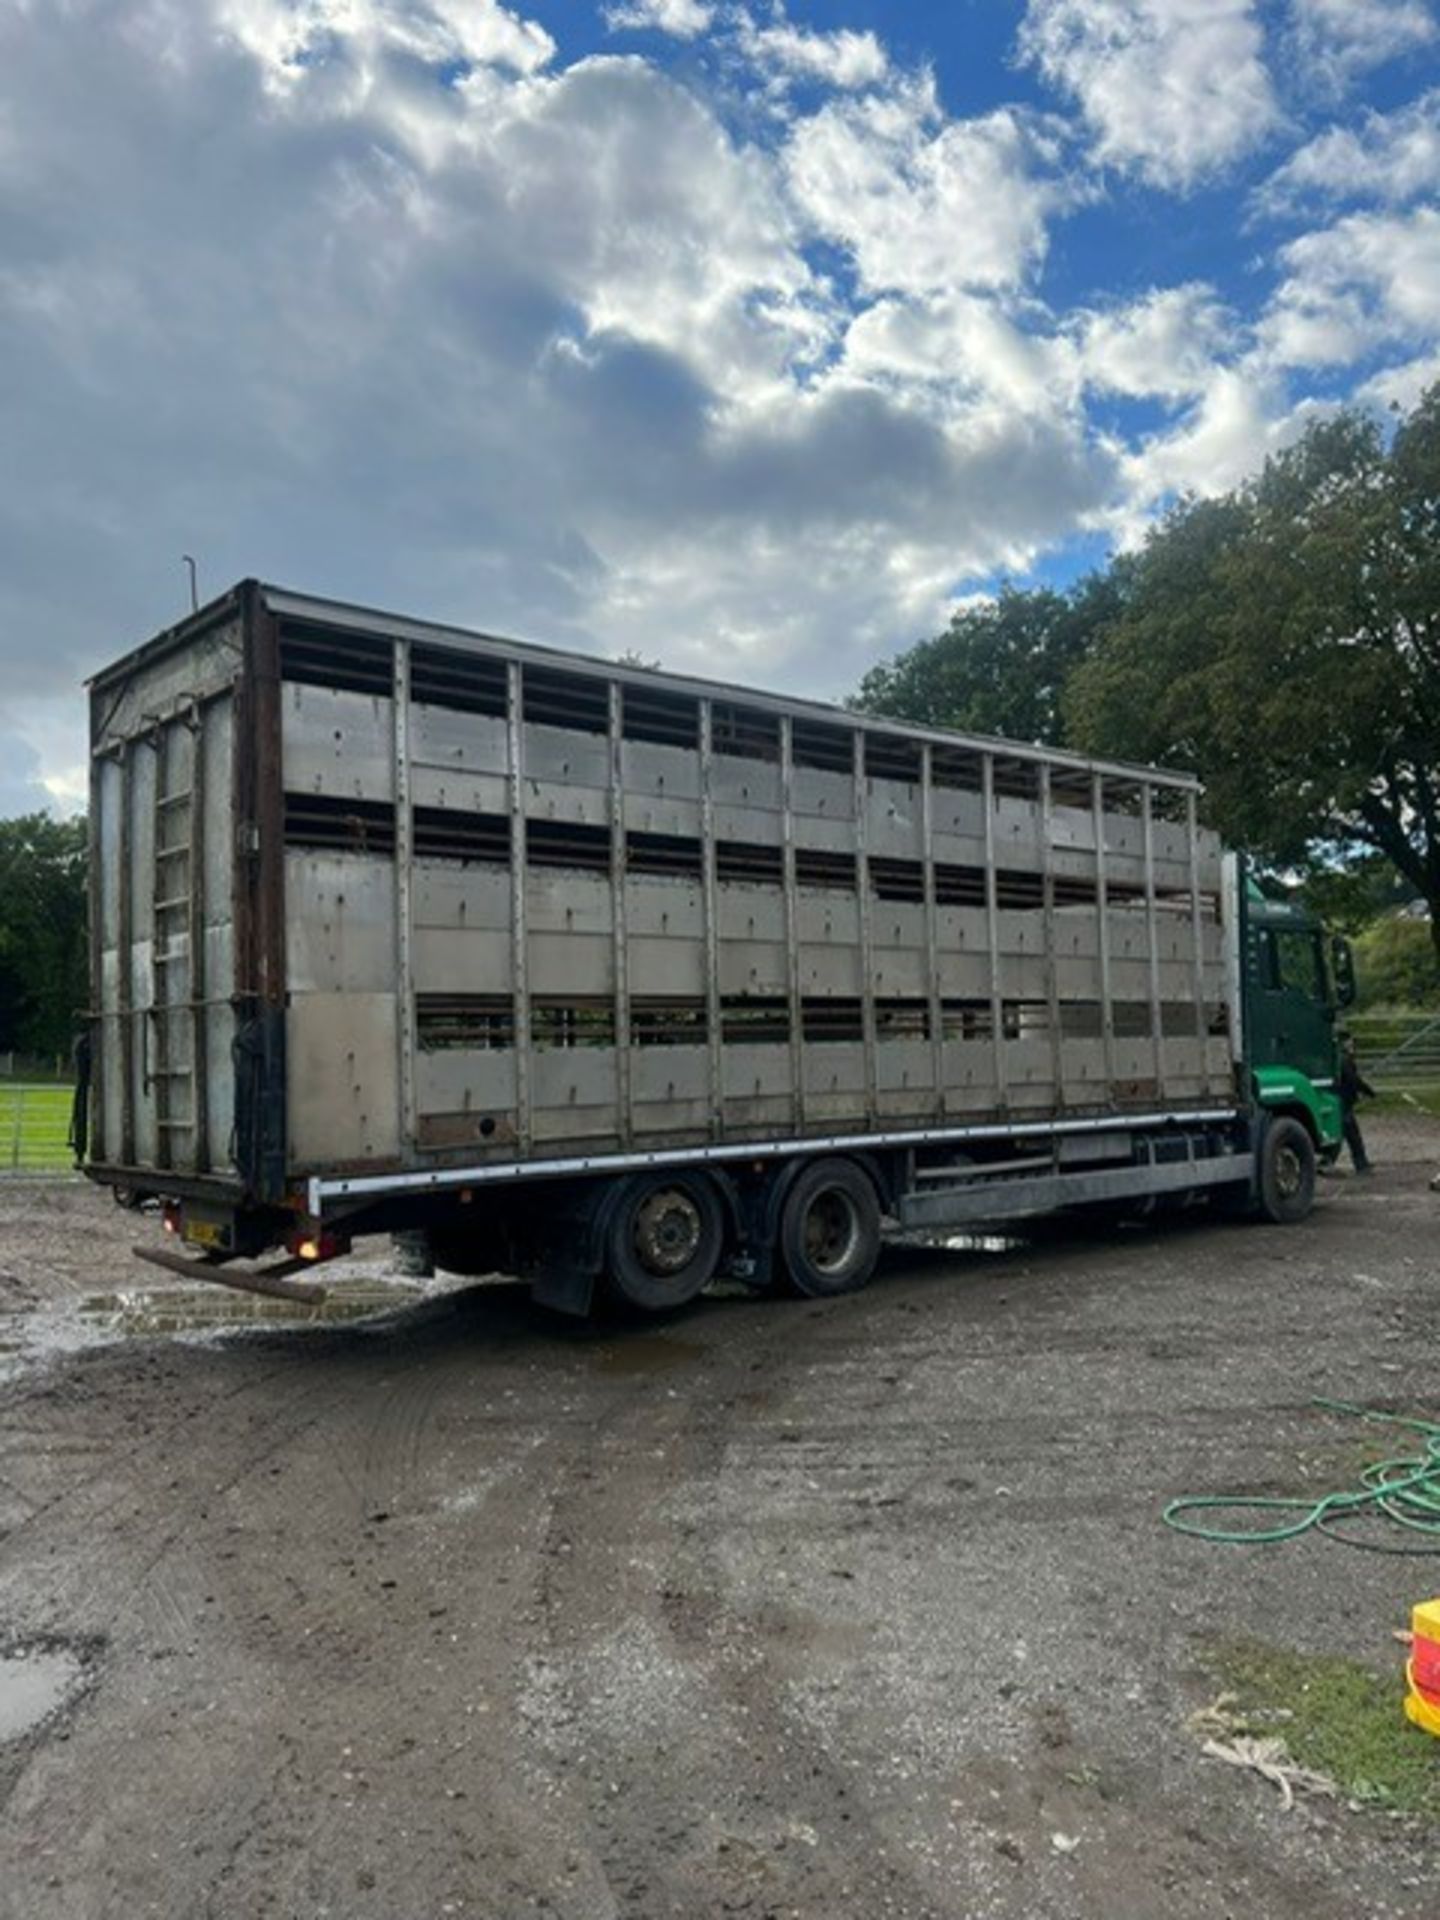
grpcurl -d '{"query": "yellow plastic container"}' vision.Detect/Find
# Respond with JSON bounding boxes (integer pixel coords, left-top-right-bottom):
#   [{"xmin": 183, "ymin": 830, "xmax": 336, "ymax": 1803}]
[{"xmin": 1404, "ymin": 1599, "xmax": 1440, "ymax": 1739}]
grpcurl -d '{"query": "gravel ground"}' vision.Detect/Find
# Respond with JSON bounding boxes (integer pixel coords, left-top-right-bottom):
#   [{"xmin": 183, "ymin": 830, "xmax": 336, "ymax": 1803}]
[{"xmin": 1, "ymin": 1116, "xmax": 1438, "ymax": 1919}]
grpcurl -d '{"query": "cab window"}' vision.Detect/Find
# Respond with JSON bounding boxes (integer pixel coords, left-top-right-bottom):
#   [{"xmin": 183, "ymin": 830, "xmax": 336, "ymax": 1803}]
[{"xmin": 1268, "ymin": 929, "xmax": 1324, "ymax": 999}]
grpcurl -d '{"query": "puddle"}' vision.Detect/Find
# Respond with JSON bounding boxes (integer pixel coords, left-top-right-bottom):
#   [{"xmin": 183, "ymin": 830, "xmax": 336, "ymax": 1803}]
[
  {"xmin": 0, "ymin": 1648, "xmax": 85, "ymax": 1743},
  {"xmin": 593, "ymin": 1333, "xmax": 704, "ymax": 1377},
  {"xmin": 75, "ymin": 1275, "xmax": 425, "ymax": 1338}
]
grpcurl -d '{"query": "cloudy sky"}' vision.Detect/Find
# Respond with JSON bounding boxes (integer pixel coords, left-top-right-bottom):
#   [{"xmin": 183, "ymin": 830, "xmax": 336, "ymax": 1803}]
[{"xmin": 2, "ymin": 0, "xmax": 1438, "ymax": 812}]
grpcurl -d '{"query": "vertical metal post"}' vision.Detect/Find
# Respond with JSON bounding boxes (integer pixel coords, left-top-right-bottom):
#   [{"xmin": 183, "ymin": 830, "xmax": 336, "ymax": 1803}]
[
  {"xmin": 1092, "ymin": 771, "xmax": 1116, "ymax": 1098},
  {"xmin": 1039, "ymin": 764, "xmax": 1065, "ymax": 1110},
  {"xmin": 853, "ymin": 731, "xmax": 877, "ymax": 1128},
  {"xmin": 1141, "ymin": 783, "xmax": 1166, "ymax": 1101},
  {"xmin": 698, "ymin": 700, "xmax": 723, "ymax": 1140},
  {"xmin": 608, "ymin": 683, "xmax": 632, "ymax": 1146},
  {"xmin": 394, "ymin": 642, "xmax": 417, "ymax": 1155},
  {"xmin": 190, "ymin": 700, "xmax": 210, "ymax": 1173},
  {"xmin": 507, "ymin": 661, "xmax": 532, "ymax": 1157},
  {"xmin": 920, "ymin": 743, "xmax": 945, "ymax": 1121},
  {"xmin": 117, "ymin": 738, "xmax": 134, "ymax": 1165},
  {"xmin": 86, "ymin": 732, "xmax": 104, "ymax": 1165},
  {"xmin": 779, "ymin": 716, "xmax": 805, "ymax": 1133},
  {"xmin": 1186, "ymin": 789, "xmax": 1210, "ymax": 1063},
  {"xmin": 981, "ymin": 753, "xmax": 1008, "ymax": 1114}
]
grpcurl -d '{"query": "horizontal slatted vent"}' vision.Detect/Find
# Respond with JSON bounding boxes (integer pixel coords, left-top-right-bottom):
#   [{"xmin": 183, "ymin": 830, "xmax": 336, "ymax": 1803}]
[
  {"xmin": 413, "ymin": 806, "xmax": 510, "ymax": 864},
  {"xmin": 721, "ymin": 996, "xmax": 790, "ymax": 1043},
  {"xmin": 627, "ymin": 830, "xmax": 702, "ymax": 878},
  {"xmin": 523, "ymin": 665, "xmax": 609, "ymax": 734},
  {"xmin": 934, "ymin": 862, "xmax": 986, "ymax": 906},
  {"xmin": 942, "ymin": 999, "xmax": 994, "ymax": 1041},
  {"xmin": 869, "ymin": 856, "xmax": 925, "ymax": 903},
  {"xmin": 531, "ymin": 997, "xmax": 615, "ymax": 1048},
  {"xmin": 631, "ymin": 997, "xmax": 708, "ymax": 1046},
  {"xmin": 417, "ymin": 994, "xmax": 514, "ymax": 1050},
  {"xmin": 410, "ymin": 642, "xmax": 508, "ymax": 717},
  {"xmin": 865, "ymin": 734, "xmax": 922, "ymax": 783},
  {"xmin": 526, "ymin": 818, "xmax": 612, "ymax": 872},
  {"xmin": 791, "ymin": 717, "xmax": 854, "ymax": 774},
  {"xmin": 931, "ymin": 744, "xmax": 983, "ymax": 791},
  {"xmin": 623, "ymin": 685, "xmax": 698, "ymax": 749},
  {"xmin": 875, "ymin": 998, "xmax": 930, "ymax": 1040},
  {"xmin": 801, "ymin": 997, "xmax": 863, "ymax": 1043},
  {"xmin": 279, "ymin": 622, "xmax": 394, "ymax": 696},
  {"xmin": 283, "ymin": 792, "xmax": 396, "ymax": 855},
  {"xmin": 712, "ymin": 701, "xmax": 781, "ymax": 763},
  {"xmin": 716, "ymin": 840, "xmax": 783, "ymax": 885},
  {"xmin": 996, "ymin": 869, "xmax": 1045, "ymax": 910},
  {"xmin": 794, "ymin": 848, "xmax": 857, "ymax": 891}
]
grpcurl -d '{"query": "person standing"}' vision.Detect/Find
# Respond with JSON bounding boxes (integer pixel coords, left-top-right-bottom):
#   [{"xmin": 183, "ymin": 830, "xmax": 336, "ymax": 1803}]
[{"xmin": 1337, "ymin": 1033, "xmax": 1376, "ymax": 1174}]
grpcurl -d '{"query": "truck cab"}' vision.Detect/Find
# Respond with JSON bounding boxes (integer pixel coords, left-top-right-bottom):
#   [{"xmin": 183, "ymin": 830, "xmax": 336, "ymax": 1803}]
[{"xmin": 1242, "ymin": 878, "xmax": 1354, "ymax": 1159}]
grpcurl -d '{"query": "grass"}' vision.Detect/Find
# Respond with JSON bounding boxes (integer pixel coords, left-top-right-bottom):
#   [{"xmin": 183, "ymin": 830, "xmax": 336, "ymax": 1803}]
[
  {"xmin": 0, "ymin": 1081, "xmax": 76, "ymax": 1173},
  {"xmin": 1371, "ymin": 1083, "xmax": 1440, "ymax": 1118},
  {"xmin": 1205, "ymin": 1637, "xmax": 1440, "ymax": 1820}
]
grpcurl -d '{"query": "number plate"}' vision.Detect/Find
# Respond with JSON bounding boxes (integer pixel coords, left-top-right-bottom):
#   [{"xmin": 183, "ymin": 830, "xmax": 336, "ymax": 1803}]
[{"xmin": 183, "ymin": 1218, "xmax": 227, "ymax": 1250}]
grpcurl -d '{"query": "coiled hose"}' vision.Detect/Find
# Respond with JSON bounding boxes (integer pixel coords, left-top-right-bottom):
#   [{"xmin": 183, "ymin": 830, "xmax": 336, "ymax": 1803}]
[{"xmin": 1163, "ymin": 1398, "xmax": 1440, "ymax": 1554}]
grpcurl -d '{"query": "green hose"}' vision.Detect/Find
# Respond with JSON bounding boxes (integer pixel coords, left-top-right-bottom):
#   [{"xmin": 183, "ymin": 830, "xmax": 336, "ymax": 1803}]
[{"xmin": 1163, "ymin": 1398, "xmax": 1440, "ymax": 1554}]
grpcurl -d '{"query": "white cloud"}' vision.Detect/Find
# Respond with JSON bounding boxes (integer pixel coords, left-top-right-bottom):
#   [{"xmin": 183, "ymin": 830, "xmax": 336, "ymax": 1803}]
[
  {"xmin": 1116, "ymin": 363, "xmax": 1315, "ymax": 508},
  {"xmin": 219, "ymin": 0, "xmax": 557, "ymax": 84},
  {"xmin": 1019, "ymin": 0, "xmax": 1279, "ymax": 191},
  {"xmin": 1076, "ymin": 284, "xmax": 1232, "ymax": 399},
  {"xmin": 739, "ymin": 17, "xmax": 889, "ymax": 90},
  {"xmin": 1255, "ymin": 88, "xmax": 1440, "ymax": 215},
  {"xmin": 604, "ymin": 0, "xmax": 715, "ymax": 39},
  {"xmin": 783, "ymin": 80, "xmax": 1068, "ymax": 296},
  {"xmin": 1268, "ymin": 206, "xmax": 1440, "ymax": 361},
  {"xmin": 1289, "ymin": 0, "xmax": 1436, "ymax": 93}
]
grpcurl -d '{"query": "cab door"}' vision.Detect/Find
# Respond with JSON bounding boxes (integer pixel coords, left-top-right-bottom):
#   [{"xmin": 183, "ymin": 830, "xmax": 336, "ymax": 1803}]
[{"xmin": 1252, "ymin": 924, "xmax": 1335, "ymax": 1084}]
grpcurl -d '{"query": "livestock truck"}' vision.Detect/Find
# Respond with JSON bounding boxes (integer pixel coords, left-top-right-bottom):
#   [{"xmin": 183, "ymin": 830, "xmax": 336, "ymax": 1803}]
[{"xmin": 80, "ymin": 582, "xmax": 1354, "ymax": 1313}]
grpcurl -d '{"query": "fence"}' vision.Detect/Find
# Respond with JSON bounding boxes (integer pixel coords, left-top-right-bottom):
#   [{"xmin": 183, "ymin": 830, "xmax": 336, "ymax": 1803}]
[
  {"xmin": 1346, "ymin": 1012, "xmax": 1440, "ymax": 1091},
  {"xmin": 0, "ymin": 1052, "xmax": 74, "ymax": 1084},
  {"xmin": 0, "ymin": 1082, "xmax": 76, "ymax": 1173}
]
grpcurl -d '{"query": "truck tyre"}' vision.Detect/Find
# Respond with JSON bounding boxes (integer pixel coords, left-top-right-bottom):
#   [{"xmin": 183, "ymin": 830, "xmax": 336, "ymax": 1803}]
[
  {"xmin": 1257, "ymin": 1116, "xmax": 1316, "ymax": 1225},
  {"xmin": 604, "ymin": 1173, "xmax": 724, "ymax": 1313},
  {"xmin": 780, "ymin": 1159, "xmax": 881, "ymax": 1297}
]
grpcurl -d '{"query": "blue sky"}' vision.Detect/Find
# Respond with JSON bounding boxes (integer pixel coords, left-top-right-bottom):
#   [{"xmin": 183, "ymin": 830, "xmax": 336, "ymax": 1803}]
[{"xmin": 1, "ymin": 0, "xmax": 1437, "ymax": 808}]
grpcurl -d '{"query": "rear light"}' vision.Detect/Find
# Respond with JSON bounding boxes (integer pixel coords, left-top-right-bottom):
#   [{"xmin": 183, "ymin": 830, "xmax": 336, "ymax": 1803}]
[
  {"xmin": 163, "ymin": 1203, "xmax": 181, "ymax": 1236},
  {"xmin": 285, "ymin": 1227, "xmax": 351, "ymax": 1263}
]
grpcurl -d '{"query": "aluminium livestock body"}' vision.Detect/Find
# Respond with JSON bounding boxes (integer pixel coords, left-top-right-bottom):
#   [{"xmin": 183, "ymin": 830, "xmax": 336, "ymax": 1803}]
[{"xmin": 83, "ymin": 581, "xmax": 1318, "ymax": 1313}]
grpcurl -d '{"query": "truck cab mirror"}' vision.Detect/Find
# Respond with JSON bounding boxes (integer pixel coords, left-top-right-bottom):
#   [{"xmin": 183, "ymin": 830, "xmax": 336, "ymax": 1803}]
[{"xmin": 1331, "ymin": 936, "xmax": 1356, "ymax": 1008}]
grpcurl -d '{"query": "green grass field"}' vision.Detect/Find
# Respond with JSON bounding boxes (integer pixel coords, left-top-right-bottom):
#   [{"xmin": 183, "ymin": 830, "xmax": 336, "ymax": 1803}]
[{"xmin": 0, "ymin": 1081, "xmax": 76, "ymax": 1173}]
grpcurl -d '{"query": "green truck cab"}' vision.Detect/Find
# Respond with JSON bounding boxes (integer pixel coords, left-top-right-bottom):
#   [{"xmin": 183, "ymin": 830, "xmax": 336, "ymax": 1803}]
[{"xmin": 1242, "ymin": 875, "xmax": 1355, "ymax": 1161}]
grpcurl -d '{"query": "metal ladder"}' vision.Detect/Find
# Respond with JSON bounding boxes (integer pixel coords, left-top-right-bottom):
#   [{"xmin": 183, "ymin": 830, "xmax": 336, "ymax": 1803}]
[{"xmin": 148, "ymin": 711, "xmax": 206, "ymax": 1170}]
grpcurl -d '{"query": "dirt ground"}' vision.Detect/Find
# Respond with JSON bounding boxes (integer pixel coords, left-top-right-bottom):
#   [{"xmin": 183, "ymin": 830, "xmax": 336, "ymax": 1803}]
[{"xmin": 2, "ymin": 1118, "xmax": 1439, "ymax": 1919}]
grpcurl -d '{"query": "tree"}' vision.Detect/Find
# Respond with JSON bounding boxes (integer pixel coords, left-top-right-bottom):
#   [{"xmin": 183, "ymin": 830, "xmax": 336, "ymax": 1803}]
[
  {"xmin": 0, "ymin": 814, "xmax": 88, "ymax": 1057},
  {"xmin": 1066, "ymin": 385, "xmax": 1440, "ymax": 965},
  {"xmin": 1353, "ymin": 913, "xmax": 1440, "ymax": 1010},
  {"xmin": 853, "ymin": 573, "xmax": 1128, "ymax": 745}
]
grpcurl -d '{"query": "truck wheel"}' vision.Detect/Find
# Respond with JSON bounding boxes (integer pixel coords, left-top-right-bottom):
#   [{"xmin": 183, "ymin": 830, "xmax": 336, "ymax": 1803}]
[
  {"xmin": 1257, "ymin": 1116, "xmax": 1316, "ymax": 1225},
  {"xmin": 780, "ymin": 1159, "xmax": 881, "ymax": 1297},
  {"xmin": 604, "ymin": 1173, "xmax": 724, "ymax": 1313}
]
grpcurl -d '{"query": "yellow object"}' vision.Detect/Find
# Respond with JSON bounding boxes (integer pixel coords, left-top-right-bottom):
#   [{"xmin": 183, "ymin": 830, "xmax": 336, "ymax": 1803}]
[
  {"xmin": 1413, "ymin": 1599, "xmax": 1440, "ymax": 1645},
  {"xmin": 1404, "ymin": 1663, "xmax": 1440, "ymax": 1738}
]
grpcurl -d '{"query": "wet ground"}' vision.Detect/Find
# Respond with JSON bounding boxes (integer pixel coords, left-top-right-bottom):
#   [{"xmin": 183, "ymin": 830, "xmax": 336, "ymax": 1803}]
[{"xmin": 1, "ymin": 1121, "xmax": 1438, "ymax": 1918}]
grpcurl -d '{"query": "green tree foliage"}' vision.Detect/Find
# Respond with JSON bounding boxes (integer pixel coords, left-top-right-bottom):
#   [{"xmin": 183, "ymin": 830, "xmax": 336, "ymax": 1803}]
[
  {"xmin": 1352, "ymin": 913, "xmax": 1440, "ymax": 1010},
  {"xmin": 1065, "ymin": 386, "xmax": 1440, "ymax": 961},
  {"xmin": 0, "ymin": 814, "xmax": 88, "ymax": 1057},
  {"xmin": 854, "ymin": 574, "xmax": 1128, "ymax": 745}
]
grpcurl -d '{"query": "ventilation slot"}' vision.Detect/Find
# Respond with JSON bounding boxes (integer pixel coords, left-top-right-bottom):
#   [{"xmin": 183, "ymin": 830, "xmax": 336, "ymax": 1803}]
[
  {"xmin": 996, "ymin": 869, "xmax": 1045, "ymax": 910},
  {"xmin": 795, "ymin": 848, "xmax": 857, "ymax": 891},
  {"xmin": 284, "ymin": 792, "xmax": 396, "ymax": 855},
  {"xmin": 279, "ymin": 622, "xmax": 393, "ymax": 697},
  {"xmin": 631, "ymin": 997, "xmax": 708, "ymax": 1046},
  {"xmin": 627, "ymin": 831, "xmax": 703, "ymax": 878},
  {"xmin": 721, "ymin": 997, "xmax": 790, "ymax": 1044},
  {"xmin": 410, "ymin": 642, "xmax": 508, "ymax": 717},
  {"xmin": 623, "ymin": 685, "xmax": 698, "ymax": 749},
  {"xmin": 716, "ymin": 841, "xmax": 783, "ymax": 886},
  {"xmin": 523, "ymin": 665, "xmax": 609, "ymax": 734},
  {"xmin": 865, "ymin": 734, "xmax": 922, "ymax": 783},
  {"xmin": 934, "ymin": 862, "xmax": 986, "ymax": 907},
  {"xmin": 869, "ymin": 856, "xmax": 925, "ymax": 903},
  {"xmin": 413, "ymin": 806, "xmax": 510, "ymax": 865},
  {"xmin": 801, "ymin": 998, "xmax": 863, "ymax": 1043},
  {"xmin": 791, "ymin": 718, "xmax": 854, "ymax": 774},
  {"xmin": 1003, "ymin": 1000, "xmax": 1051, "ymax": 1038},
  {"xmin": 931, "ymin": 744, "xmax": 983, "ymax": 791},
  {"xmin": 992, "ymin": 757, "xmax": 1041, "ymax": 802},
  {"xmin": 875, "ymin": 998, "xmax": 930, "ymax": 1040},
  {"xmin": 1054, "ymin": 874, "xmax": 1098, "ymax": 908},
  {"xmin": 531, "ymin": 997, "xmax": 616, "ymax": 1048},
  {"xmin": 942, "ymin": 999, "xmax": 994, "ymax": 1041},
  {"xmin": 1051, "ymin": 767, "xmax": 1094, "ymax": 810},
  {"xmin": 712, "ymin": 701, "xmax": 781, "ymax": 763},
  {"xmin": 1112, "ymin": 1000, "xmax": 1154, "ymax": 1038},
  {"xmin": 417, "ymin": 994, "xmax": 514, "ymax": 1051},
  {"xmin": 526, "ymin": 818, "xmax": 612, "ymax": 873}
]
